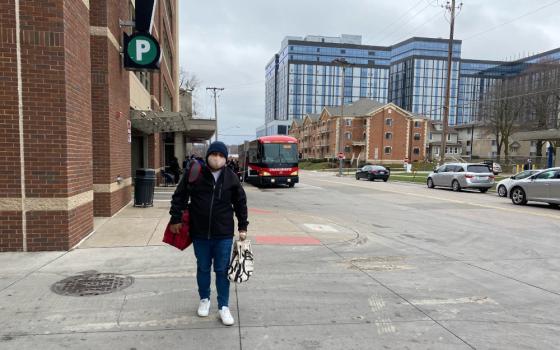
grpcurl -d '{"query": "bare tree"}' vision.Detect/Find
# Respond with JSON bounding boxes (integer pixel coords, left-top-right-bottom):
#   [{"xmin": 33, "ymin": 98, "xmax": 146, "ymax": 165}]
[
  {"xmin": 179, "ymin": 67, "xmax": 201, "ymax": 92},
  {"xmin": 179, "ymin": 67, "xmax": 202, "ymax": 115},
  {"xmin": 520, "ymin": 61, "xmax": 560, "ymax": 156},
  {"xmin": 479, "ymin": 78, "xmax": 525, "ymax": 162}
]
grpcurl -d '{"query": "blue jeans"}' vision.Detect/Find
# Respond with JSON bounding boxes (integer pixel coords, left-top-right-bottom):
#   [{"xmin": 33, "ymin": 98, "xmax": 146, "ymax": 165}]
[{"xmin": 192, "ymin": 238, "xmax": 233, "ymax": 309}]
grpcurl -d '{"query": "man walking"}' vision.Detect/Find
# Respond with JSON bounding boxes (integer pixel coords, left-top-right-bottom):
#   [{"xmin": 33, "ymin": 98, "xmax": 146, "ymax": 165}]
[{"xmin": 169, "ymin": 141, "xmax": 249, "ymax": 326}]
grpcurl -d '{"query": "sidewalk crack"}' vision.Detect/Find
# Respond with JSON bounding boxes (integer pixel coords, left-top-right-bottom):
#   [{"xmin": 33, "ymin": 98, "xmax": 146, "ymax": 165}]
[{"xmin": 116, "ymin": 294, "xmax": 128, "ymax": 330}]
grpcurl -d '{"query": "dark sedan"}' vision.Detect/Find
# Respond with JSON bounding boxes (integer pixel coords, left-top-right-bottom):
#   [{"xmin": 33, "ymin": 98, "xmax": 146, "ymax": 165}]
[{"xmin": 355, "ymin": 165, "xmax": 390, "ymax": 182}]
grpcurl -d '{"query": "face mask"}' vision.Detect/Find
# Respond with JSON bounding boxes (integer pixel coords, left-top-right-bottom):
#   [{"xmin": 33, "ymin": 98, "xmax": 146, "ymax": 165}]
[{"xmin": 208, "ymin": 155, "xmax": 226, "ymax": 170}]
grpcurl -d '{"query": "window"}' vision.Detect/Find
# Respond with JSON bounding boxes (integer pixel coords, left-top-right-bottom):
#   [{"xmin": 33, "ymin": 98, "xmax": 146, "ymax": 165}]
[
  {"xmin": 413, "ymin": 147, "xmax": 420, "ymax": 155},
  {"xmin": 345, "ymin": 118, "xmax": 352, "ymax": 126},
  {"xmin": 345, "ymin": 132, "xmax": 352, "ymax": 140},
  {"xmin": 368, "ymin": 51, "xmax": 375, "ymax": 56},
  {"xmin": 341, "ymin": 49, "xmax": 346, "ymax": 54},
  {"xmin": 536, "ymin": 170, "xmax": 557, "ymax": 180},
  {"xmin": 385, "ymin": 132, "xmax": 392, "ymax": 140},
  {"xmin": 429, "ymin": 132, "xmax": 433, "ymax": 140},
  {"xmin": 316, "ymin": 48, "xmax": 320, "ymax": 53},
  {"xmin": 414, "ymin": 121, "xmax": 421, "ymax": 128},
  {"xmin": 385, "ymin": 118, "xmax": 393, "ymax": 126},
  {"xmin": 344, "ymin": 146, "xmax": 351, "ymax": 153},
  {"xmin": 414, "ymin": 133, "xmax": 421, "ymax": 141},
  {"xmin": 447, "ymin": 134, "xmax": 451, "ymax": 141},
  {"xmin": 491, "ymin": 140, "xmax": 497, "ymax": 146},
  {"xmin": 384, "ymin": 146, "xmax": 392, "ymax": 154}
]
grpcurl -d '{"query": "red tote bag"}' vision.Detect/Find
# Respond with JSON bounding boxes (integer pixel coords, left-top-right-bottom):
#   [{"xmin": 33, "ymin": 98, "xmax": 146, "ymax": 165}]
[{"xmin": 162, "ymin": 210, "xmax": 192, "ymax": 250}]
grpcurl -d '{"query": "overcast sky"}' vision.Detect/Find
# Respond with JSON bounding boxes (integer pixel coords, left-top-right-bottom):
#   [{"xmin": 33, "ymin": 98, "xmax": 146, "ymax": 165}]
[{"xmin": 179, "ymin": 0, "xmax": 560, "ymax": 146}]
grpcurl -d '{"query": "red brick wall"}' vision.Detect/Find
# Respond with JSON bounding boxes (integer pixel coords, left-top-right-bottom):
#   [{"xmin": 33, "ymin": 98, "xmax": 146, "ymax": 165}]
[
  {"xmin": 368, "ymin": 108, "xmax": 414, "ymax": 163},
  {"xmin": 0, "ymin": 211, "xmax": 23, "ymax": 252},
  {"xmin": 0, "ymin": 0, "xmax": 93, "ymax": 252},
  {"xmin": 0, "ymin": 1, "xmax": 21, "ymax": 199},
  {"xmin": 90, "ymin": 0, "xmax": 132, "ymax": 216}
]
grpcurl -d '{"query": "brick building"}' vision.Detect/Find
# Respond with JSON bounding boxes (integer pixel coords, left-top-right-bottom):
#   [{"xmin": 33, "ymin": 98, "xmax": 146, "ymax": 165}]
[
  {"xmin": 0, "ymin": 0, "xmax": 195, "ymax": 252},
  {"xmin": 290, "ymin": 99, "xmax": 428, "ymax": 163}
]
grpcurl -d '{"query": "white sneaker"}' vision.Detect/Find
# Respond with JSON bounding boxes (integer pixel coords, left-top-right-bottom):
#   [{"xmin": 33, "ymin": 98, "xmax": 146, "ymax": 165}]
[
  {"xmin": 197, "ymin": 298, "xmax": 210, "ymax": 317},
  {"xmin": 218, "ymin": 306, "xmax": 235, "ymax": 326}
]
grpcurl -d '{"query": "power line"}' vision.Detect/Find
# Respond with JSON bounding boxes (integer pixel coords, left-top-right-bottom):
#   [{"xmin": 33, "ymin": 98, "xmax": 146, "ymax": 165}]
[
  {"xmin": 371, "ymin": 0, "xmax": 427, "ymax": 42},
  {"xmin": 386, "ymin": 9, "xmax": 443, "ymax": 45},
  {"xmin": 376, "ymin": 0, "xmax": 438, "ymax": 45},
  {"xmin": 463, "ymin": 0, "xmax": 560, "ymax": 41}
]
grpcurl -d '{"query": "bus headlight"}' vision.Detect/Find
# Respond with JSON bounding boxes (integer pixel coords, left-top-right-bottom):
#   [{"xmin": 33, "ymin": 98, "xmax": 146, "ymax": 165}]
[
  {"xmin": 261, "ymin": 171, "xmax": 271, "ymax": 176},
  {"xmin": 290, "ymin": 171, "xmax": 298, "ymax": 176}
]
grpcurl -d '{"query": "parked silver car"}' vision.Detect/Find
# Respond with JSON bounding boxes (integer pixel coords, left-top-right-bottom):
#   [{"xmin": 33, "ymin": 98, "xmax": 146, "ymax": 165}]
[
  {"xmin": 510, "ymin": 167, "xmax": 560, "ymax": 206},
  {"xmin": 427, "ymin": 163, "xmax": 495, "ymax": 193},
  {"xmin": 496, "ymin": 170, "xmax": 540, "ymax": 197}
]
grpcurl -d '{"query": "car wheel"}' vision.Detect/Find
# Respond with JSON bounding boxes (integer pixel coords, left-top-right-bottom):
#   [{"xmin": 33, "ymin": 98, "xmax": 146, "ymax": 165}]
[
  {"xmin": 355, "ymin": 174, "xmax": 359, "ymax": 180},
  {"xmin": 479, "ymin": 188, "xmax": 489, "ymax": 193},
  {"xmin": 497, "ymin": 185, "xmax": 507, "ymax": 197},
  {"xmin": 511, "ymin": 187, "xmax": 527, "ymax": 205},
  {"xmin": 452, "ymin": 180, "xmax": 461, "ymax": 192},
  {"xmin": 383, "ymin": 178, "xmax": 388, "ymax": 182},
  {"xmin": 549, "ymin": 203, "xmax": 559, "ymax": 209},
  {"xmin": 427, "ymin": 178, "xmax": 435, "ymax": 189},
  {"xmin": 288, "ymin": 183, "xmax": 295, "ymax": 188}
]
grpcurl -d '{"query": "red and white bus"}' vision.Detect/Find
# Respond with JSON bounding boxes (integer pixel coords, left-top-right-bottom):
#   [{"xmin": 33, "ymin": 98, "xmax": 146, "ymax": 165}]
[{"xmin": 239, "ymin": 135, "xmax": 299, "ymax": 187}]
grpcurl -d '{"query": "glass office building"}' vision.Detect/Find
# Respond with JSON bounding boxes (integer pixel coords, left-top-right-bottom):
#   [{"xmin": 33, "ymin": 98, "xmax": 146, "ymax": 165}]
[{"xmin": 259, "ymin": 34, "xmax": 560, "ymax": 137}]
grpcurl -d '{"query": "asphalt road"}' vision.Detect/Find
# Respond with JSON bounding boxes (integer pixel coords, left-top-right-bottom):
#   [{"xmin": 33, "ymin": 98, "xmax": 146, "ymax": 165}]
[
  {"xmin": 2, "ymin": 171, "xmax": 559, "ymax": 350},
  {"xmin": 242, "ymin": 170, "xmax": 560, "ymax": 349}
]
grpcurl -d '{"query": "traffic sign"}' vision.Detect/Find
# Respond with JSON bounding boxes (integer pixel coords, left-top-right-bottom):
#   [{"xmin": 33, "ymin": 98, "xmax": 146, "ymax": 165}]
[
  {"xmin": 337, "ymin": 152, "xmax": 345, "ymax": 160},
  {"xmin": 123, "ymin": 32, "xmax": 161, "ymax": 71}
]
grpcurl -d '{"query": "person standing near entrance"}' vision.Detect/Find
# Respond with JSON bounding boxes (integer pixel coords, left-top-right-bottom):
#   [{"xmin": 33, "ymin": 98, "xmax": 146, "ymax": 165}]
[{"xmin": 169, "ymin": 141, "xmax": 248, "ymax": 326}]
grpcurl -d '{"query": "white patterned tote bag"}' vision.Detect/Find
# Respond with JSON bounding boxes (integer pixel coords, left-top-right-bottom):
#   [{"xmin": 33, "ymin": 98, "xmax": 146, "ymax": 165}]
[{"xmin": 228, "ymin": 239, "xmax": 254, "ymax": 283}]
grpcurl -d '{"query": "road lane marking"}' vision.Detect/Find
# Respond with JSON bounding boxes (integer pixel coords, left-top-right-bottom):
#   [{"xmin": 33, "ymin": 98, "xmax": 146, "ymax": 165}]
[
  {"xmin": 368, "ymin": 294, "xmax": 386, "ymax": 313},
  {"xmin": 303, "ymin": 224, "xmax": 338, "ymax": 232},
  {"xmin": 409, "ymin": 296, "xmax": 497, "ymax": 306},
  {"xmin": 309, "ymin": 178, "xmax": 560, "ymax": 220}
]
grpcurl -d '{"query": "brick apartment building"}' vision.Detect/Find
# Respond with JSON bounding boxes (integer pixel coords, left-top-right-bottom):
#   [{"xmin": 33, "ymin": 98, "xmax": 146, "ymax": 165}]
[
  {"xmin": 0, "ymin": 0, "xmax": 188, "ymax": 252},
  {"xmin": 290, "ymin": 99, "xmax": 428, "ymax": 164}
]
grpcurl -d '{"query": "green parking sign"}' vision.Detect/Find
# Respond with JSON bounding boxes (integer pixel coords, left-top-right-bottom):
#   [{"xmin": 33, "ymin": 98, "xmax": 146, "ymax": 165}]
[{"xmin": 123, "ymin": 32, "xmax": 161, "ymax": 70}]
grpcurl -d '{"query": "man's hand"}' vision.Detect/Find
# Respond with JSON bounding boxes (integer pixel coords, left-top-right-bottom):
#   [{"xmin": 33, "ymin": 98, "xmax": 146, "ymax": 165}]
[
  {"xmin": 170, "ymin": 223, "xmax": 182, "ymax": 234},
  {"xmin": 239, "ymin": 231, "xmax": 247, "ymax": 241}
]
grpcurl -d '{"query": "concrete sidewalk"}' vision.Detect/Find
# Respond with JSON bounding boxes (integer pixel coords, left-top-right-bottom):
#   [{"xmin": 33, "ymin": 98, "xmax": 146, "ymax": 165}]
[{"xmin": 0, "ymin": 187, "xmax": 377, "ymax": 350}]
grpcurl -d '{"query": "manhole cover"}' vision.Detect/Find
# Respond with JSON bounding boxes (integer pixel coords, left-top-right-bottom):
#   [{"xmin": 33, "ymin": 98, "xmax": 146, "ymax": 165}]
[{"xmin": 51, "ymin": 271, "xmax": 134, "ymax": 297}]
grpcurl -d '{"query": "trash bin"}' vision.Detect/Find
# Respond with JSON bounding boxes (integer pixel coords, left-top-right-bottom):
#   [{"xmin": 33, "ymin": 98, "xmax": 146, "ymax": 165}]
[{"xmin": 134, "ymin": 168, "xmax": 156, "ymax": 207}]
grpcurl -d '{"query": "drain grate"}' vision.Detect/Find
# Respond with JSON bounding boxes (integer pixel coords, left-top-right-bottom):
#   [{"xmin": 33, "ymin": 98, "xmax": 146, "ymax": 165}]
[{"xmin": 51, "ymin": 271, "xmax": 134, "ymax": 297}]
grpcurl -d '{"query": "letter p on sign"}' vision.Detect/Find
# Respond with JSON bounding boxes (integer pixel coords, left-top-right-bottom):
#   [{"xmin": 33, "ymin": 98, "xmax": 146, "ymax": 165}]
[{"xmin": 136, "ymin": 39, "xmax": 151, "ymax": 61}]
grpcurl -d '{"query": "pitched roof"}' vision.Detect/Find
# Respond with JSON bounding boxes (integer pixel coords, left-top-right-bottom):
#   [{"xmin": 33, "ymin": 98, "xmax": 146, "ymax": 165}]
[
  {"xmin": 306, "ymin": 113, "xmax": 320, "ymax": 122},
  {"xmin": 324, "ymin": 99, "xmax": 385, "ymax": 117},
  {"xmin": 323, "ymin": 98, "xmax": 426, "ymax": 119}
]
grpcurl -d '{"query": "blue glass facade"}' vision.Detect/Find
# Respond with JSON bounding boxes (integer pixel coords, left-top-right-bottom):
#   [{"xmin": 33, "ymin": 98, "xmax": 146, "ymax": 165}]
[{"xmin": 261, "ymin": 35, "xmax": 560, "ymax": 136}]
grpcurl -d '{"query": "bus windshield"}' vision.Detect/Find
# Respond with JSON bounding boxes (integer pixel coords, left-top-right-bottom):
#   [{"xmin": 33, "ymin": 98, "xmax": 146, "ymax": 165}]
[{"xmin": 262, "ymin": 143, "xmax": 298, "ymax": 163}]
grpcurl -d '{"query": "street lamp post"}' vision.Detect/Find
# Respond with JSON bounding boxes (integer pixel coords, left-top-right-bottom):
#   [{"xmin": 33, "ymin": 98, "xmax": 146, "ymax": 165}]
[{"xmin": 332, "ymin": 58, "xmax": 350, "ymax": 177}]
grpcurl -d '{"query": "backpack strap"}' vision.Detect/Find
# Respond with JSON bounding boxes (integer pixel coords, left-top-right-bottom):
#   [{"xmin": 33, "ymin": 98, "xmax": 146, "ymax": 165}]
[{"xmin": 187, "ymin": 160, "xmax": 202, "ymax": 185}]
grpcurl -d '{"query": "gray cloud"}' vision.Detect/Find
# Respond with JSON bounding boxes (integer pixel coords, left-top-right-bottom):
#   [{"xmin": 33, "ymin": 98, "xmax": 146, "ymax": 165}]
[{"xmin": 179, "ymin": 0, "xmax": 560, "ymax": 145}]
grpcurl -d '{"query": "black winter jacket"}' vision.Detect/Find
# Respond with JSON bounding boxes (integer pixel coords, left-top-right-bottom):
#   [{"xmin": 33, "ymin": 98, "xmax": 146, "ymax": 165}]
[{"xmin": 169, "ymin": 164, "xmax": 249, "ymax": 240}]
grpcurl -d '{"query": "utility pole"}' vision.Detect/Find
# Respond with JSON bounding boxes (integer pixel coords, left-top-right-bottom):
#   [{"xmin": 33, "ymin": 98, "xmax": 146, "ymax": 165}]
[
  {"xmin": 440, "ymin": 0, "xmax": 461, "ymax": 164},
  {"xmin": 333, "ymin": 58, "xmax": 350, "ymax": 176},
  {"xmin": 206, "ymin": 87, "xmax": 224, "ymax": 141}
]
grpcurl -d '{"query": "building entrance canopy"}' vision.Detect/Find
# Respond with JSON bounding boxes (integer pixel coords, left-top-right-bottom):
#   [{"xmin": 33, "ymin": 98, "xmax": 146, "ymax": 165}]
[{"xmin": 130, "ymin": 110, "xmax": 216, "ymax": 141}]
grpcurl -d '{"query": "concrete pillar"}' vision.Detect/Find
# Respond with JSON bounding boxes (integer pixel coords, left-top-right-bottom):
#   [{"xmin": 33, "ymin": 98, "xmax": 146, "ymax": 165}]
[
  {"xmin": 174, "ymin": 132, "xmax": 185, "ymax": 165},
  {"xmin": 0, "ymin": 0, "xmax": 93, "ymax": 251}
]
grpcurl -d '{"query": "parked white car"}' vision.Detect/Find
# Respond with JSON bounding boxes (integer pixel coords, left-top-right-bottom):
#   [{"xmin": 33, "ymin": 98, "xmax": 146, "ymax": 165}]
[
  {"xmin": 496, "ymin": 170, "xmax": 541, "ymax": 197},
  {"xmin": 492, "ymin": 162, "xmax": 502, "ymax": 175}
]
